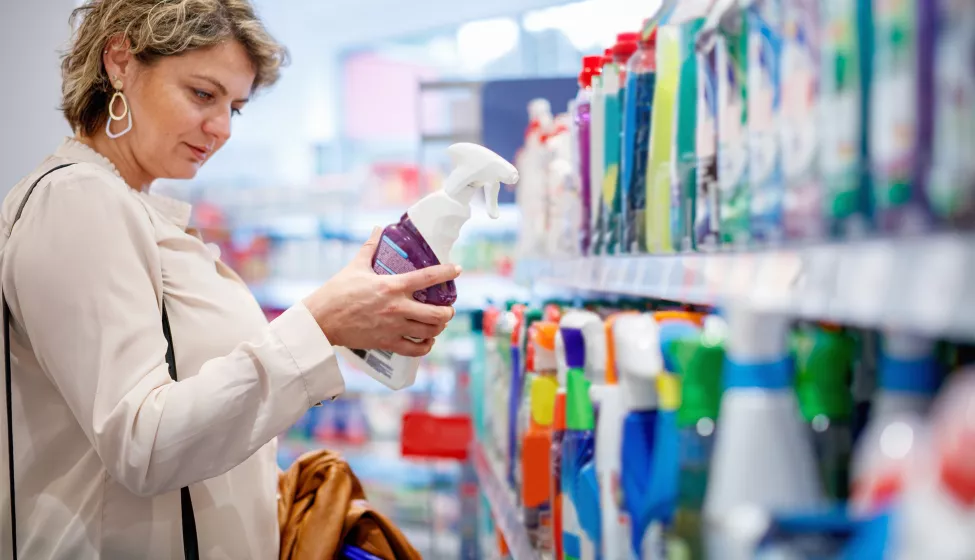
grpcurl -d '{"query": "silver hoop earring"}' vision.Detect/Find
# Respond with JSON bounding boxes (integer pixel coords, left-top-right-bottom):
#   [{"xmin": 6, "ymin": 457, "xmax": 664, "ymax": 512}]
[{"xmin": 106, "ymin": 78, "xmax": 132, "ymax": 139}]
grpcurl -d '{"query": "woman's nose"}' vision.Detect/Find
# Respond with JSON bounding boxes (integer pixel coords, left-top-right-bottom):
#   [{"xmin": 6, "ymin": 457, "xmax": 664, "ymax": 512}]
[{"xmin": 203, "ymin": 111, "xmax": 232, "ymax": 143}]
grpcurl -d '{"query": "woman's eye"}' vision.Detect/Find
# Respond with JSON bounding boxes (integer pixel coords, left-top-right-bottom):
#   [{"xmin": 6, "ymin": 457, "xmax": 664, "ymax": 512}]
[
  {"xmin": 195, "ymin": 89, "xmax": 213, "ymax": 100},
  {"xmin": 231, "ymin": 108, "xmax": 242, "ymax": 117}
]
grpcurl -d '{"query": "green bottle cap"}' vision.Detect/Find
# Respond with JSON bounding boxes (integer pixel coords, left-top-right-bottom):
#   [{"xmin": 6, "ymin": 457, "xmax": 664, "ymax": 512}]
[
  {"xmin": 566, "ymin": 367, "xmax": 595, "ymax": 431},
  {"xmin": 672, "ymin": 337, "xmax": 725, "ymax": 427},
  {"xmin": 793, "ymin": 327, "xmax": 855, "ymax": 423}
]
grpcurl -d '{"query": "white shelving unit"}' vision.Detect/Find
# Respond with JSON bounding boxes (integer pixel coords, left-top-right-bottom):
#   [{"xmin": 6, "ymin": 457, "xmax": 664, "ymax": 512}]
[
  {"xmin": 469, "ymin": 442, "xmax": 540, "ymax": 560},
  {"xmin": 517, "ymin": 233, "xmax": 975, "ymax": 341}
]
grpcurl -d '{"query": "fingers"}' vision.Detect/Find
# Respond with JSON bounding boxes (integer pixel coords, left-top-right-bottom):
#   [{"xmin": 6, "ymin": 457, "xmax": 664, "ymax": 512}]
[
  {"xmin": 401, "ymin": 300, "xmax": 454, "ymax": 326},
  {"xmin": 353, "ymin": 227, "xmax": 382, "ymax": 267},
  {"xmin": 401, "ymin": 319, "xmax": 446, "ymax": 341},
  {"xmin": 395, "ymin": 263, "xmax": 462, "ymax": 293},
  {"xmin": 389, "ymin": 337, "xmax": 435, "ymax": 358}
]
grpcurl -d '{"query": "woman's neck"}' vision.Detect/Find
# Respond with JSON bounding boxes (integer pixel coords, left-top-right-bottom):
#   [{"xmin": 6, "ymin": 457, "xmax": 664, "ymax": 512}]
[{"xmin": 75, "ymin": 131, "xmax": 154, "ymax": 193}]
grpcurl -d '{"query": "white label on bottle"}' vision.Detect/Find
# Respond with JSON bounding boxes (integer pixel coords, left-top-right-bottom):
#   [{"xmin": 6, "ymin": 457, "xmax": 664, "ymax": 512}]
[{"xmin": 870, "ymin": 72, "xmax": 916, "ymax": 168}]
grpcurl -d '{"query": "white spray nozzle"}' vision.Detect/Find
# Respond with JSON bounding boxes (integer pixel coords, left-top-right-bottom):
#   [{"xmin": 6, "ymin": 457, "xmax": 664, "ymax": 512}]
[
  {"xmin": 613, "ymin": 313, "xmax": 664, "ymax": 411},
  {"xmin": 445, "ymin": 143, "xmax": 519, "ymax": 219}
]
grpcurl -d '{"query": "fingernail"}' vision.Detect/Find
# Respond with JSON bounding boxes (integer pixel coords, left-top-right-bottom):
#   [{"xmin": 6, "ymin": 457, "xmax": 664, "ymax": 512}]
[{"xmin": 454, "ymin": 265, "xmax": 463, "ymax": 274}]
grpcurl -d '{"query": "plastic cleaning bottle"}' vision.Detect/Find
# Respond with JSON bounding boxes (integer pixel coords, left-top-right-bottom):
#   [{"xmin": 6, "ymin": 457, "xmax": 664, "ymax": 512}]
[
  {"xmin": 644, "ymin": 25, "xmax": 680, "ymax": 254},
  {"xmin": 704, "ymin": 307, "xmax": 825, "ymax": 560},
  {"xmin": 745, "ymin": 0, "xmax": 785, "ymax": 245},
  {"xmin": 927, "ymin": 0, "xmax": 975, "ymax": 227},
  {"xmin": 713, "ymin": 0, "xmax": 752, "ymax": 247},
  {"xmin": 556, "ymin": 310, "xmax": 602, "ymax": 560},
  {"xmin": 576, "ymin": 56, "xmax": 603, "ymax": 256},
  {"xmin": 551, "ymin": 389, "xmax": 568, "ymax": 560},
  {"xmin": 844, "ymin": 411, "xmax": 925, "ymax": 559},
  {"xmin": 522, "ymin": 322, "xmax": 560, "ymax": 553},
  {"xmin": 672, "ymin": 17, "xmax": 707, "ymax": 253},
  {"xmin": 820, "ymin": 0, "xmax": 873, "ymax": 240},
  {"xmin": 793, "ymin": 325, "xmax": 857, "ymax": 501},
  {"xmin": 622, "ymin": 26, "xmax": 658, "ymax": 254},
  {"xmin": 516, "ymin": 99, "xmax": 554, "ymax": 258},
  {"xmin": 781, "ymin": 0, "xmax": 824, "ymax": 240},
  {"xmin": 694, "ymin": 6, "xmax": 723, "ymax": 250},
  {"xmin": 669, "ymin": 316, "xmax": 726, "ymax": 560},
  {"xmin": 895, "ymin": 371, "xmax": 975, "ymax": 560},
  {"xmin": 870, "ymin": 0, "xmax": 934, "ymax": 234},
  {"xmin": 511, "ymin": 308, "xmax": 543, "ymax": 488},
  {"xmin": 602, "ymin": 34, "xmax": 640, "ymax": 256},
  {"xmin": 342, "ymin": 143, "xmax": 518, "ymax": 390},
  {"xmin": 590, "ymin": 49, "xmax": 613, "ymax": 255},
  {"xmin": 548, "ymin": 113, "xmax": 580, "ymax": 257},
  {"xmin": 590, "ymin": 383, "xmax": 626, "ymax": 560},
  {"xmin": 615, "ymin": 313, "xmax": 666, "ymax": 560},
  {"xmin": 867, "ymin": 333, "xmax": 942, "ymax": 428}
]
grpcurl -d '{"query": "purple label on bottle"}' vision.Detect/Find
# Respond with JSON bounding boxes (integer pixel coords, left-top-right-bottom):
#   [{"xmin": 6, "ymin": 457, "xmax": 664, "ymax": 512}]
[{"xmin": 374, "ymin": 236, "xmax": 418, "ymax": 276}]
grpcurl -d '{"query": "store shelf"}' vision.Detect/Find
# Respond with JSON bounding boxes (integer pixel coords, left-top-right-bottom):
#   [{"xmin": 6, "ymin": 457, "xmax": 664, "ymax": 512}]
[
  {"xmin": 518, "ymin": 233, "xmax": 975, "ymax": 341},
  {"xmin": 469, "ymin": 442, "xmax": 539, "ymax": 560}
]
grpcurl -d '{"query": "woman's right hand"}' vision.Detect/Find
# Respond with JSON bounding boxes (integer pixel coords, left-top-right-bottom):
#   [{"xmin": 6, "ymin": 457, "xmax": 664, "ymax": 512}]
[{"xmin": 302, "ymin": 228, "xmax": 461, "ymax": 357}]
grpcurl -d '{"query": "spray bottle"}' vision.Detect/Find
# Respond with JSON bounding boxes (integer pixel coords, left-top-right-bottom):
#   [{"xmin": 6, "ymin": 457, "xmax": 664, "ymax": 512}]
[
  {"xmin": 551, "ymin": 388, "xmax": 568, "ymax": 560},
  {"xmin": 557, "ymin": 310, "xmax": 603, "ymax": 559},
  {"xmin": 866, "ymin": 332, "xmax": 942, "ymax": 429},
  {"xmin": 342, "ymin": 144, "xmax": 518, "ymax": 389},
  {"xmin": 895, "ymin": 370, "xmax": 975, "ymax": 560},
  {"xmin": 521, "ymin": 322, "xmax": 560, "ymax": 552},
  {"xmin": 588, "ymin": 310, "xmax": 639, "ymax": 560},
  {"xmin": 793, "ymin": 325, "xmax": 856, "ymax": 501},
  {"xmin": 669, "ymin": 316, "xmax": 727, "ymax": 560},
  {"xmin": 703, "ymin": 307, "xmax": 824, "ymax": 560},
  {"xmin": 615, "ymin": 314, "xmax": 666, "ymax": 559}
]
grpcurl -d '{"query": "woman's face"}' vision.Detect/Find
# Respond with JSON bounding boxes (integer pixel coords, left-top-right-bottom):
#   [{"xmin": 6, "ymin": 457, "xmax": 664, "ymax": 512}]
[{"xmin": 109, "ymin": 40, "xmax": 256, "ymax": 180}]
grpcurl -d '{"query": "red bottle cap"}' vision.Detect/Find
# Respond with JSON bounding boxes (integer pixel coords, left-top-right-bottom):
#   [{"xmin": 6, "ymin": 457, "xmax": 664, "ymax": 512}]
[
  {"xmin": 613, "ymin": 40, "xmax": 639, "ymax": 63},
  {"xmin": 578, "ymin": 54, "xmax": 604, "ymax": 87},
  {"xmin": 617, "ymin": 32, "xmax": 641, "ymax": 43}
]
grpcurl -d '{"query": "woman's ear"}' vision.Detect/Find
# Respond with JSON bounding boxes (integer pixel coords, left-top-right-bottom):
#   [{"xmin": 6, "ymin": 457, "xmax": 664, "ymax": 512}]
[{"xmin": 102, "ymin": 34, "xmax": 134, "ymax": 87}]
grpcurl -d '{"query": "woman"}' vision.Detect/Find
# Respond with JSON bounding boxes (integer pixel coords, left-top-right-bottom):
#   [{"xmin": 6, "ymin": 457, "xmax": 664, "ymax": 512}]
[{"xmin": 0, "ymin": 1, "xmax": 458, "ymax": 558}]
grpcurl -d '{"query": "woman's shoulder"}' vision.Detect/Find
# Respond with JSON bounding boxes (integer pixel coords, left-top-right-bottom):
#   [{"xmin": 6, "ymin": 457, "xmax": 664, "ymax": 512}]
[{"xmin": 2, "ymin": 155, "xmax": 154, "ymax": 243}]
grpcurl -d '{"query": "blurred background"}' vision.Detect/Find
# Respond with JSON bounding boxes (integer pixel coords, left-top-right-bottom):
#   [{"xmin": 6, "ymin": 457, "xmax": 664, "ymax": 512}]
[{"xmin": 4, "ymin": 1, "xmax": 975, "ymax": 559}]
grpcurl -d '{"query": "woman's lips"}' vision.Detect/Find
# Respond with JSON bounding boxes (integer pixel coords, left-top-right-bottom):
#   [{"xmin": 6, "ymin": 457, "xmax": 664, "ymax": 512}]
[{"xmin": 186, "ymin": 143, "xmax": 208, "ymax": 162}]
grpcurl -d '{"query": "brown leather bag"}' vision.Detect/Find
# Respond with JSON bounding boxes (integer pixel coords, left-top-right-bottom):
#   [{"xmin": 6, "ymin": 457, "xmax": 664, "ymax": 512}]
[{"xmin": 278, "ymin": 450, "xmax": 422, "ymax": 560}]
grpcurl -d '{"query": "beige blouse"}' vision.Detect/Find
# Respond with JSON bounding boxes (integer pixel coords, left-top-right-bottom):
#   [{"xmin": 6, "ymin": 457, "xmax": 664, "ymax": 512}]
[{"xmin": 0, "ymin": 139, "xmax": 346, "ymax": 559}]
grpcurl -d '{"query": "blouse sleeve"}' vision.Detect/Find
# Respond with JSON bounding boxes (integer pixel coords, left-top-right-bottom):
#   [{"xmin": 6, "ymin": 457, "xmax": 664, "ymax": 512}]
[{"xmin": 3, "ymin": 167, "xmax": 344, "ymax": 497}]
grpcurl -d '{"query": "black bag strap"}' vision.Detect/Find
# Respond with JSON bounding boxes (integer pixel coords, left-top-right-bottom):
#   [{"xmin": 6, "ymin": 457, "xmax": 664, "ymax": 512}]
[{"xmin": 4, "ymin": 163, "xmax": 199, "ymax": 559}]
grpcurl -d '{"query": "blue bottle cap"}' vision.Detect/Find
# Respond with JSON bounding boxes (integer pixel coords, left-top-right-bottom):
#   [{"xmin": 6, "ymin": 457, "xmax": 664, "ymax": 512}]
[{"xmin": 561, "ymin": 327, "xmax": 587, "ymax": 369}]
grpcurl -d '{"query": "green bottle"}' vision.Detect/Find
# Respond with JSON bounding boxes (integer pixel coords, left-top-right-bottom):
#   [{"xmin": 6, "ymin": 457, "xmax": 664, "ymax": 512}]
[
  {"xmin": 667, "ymin": 329, "xmax": 725, "ymax": 560},
  {"xmin": 792, "ymin": 326, "xmax": 856, "ymax": 500}
]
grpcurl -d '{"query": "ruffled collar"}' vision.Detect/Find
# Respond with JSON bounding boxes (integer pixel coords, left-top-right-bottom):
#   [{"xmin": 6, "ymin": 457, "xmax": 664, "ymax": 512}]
[{"xmin": 55, "ymin": 137, "xmax": 193, "ymax": 229}]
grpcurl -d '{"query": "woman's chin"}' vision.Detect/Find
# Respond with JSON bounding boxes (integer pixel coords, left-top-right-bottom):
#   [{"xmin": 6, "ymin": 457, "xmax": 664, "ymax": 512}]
[{"xmin": 168, "ymin": 161, "xmax": 203, "ymax": 180}]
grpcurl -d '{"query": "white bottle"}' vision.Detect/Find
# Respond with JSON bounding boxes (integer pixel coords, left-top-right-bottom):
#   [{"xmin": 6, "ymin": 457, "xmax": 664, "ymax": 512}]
[
  {"xmin": 516, "ymin": 99, "xmax": 554, "ymax": 258},
  {"xmin": 895, "ymin": 371, "xmax": 975, "ymax": 560},
  {"xmin": 613, "ymin": 314, "xmax": 665, "ymax": 560},
  {"xmin": 339, "ymin": 143, "xmax": 519, "ymax": 390},
  {"xmin": 703, "ymin": 306, "xmax": 825, "ymax": 560}
]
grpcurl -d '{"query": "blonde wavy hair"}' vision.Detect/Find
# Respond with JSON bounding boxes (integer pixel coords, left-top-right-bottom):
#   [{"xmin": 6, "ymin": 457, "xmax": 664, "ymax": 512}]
[{"xmin": 61, "ymin": 0, "xmax": 289, "ymax": 135}]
